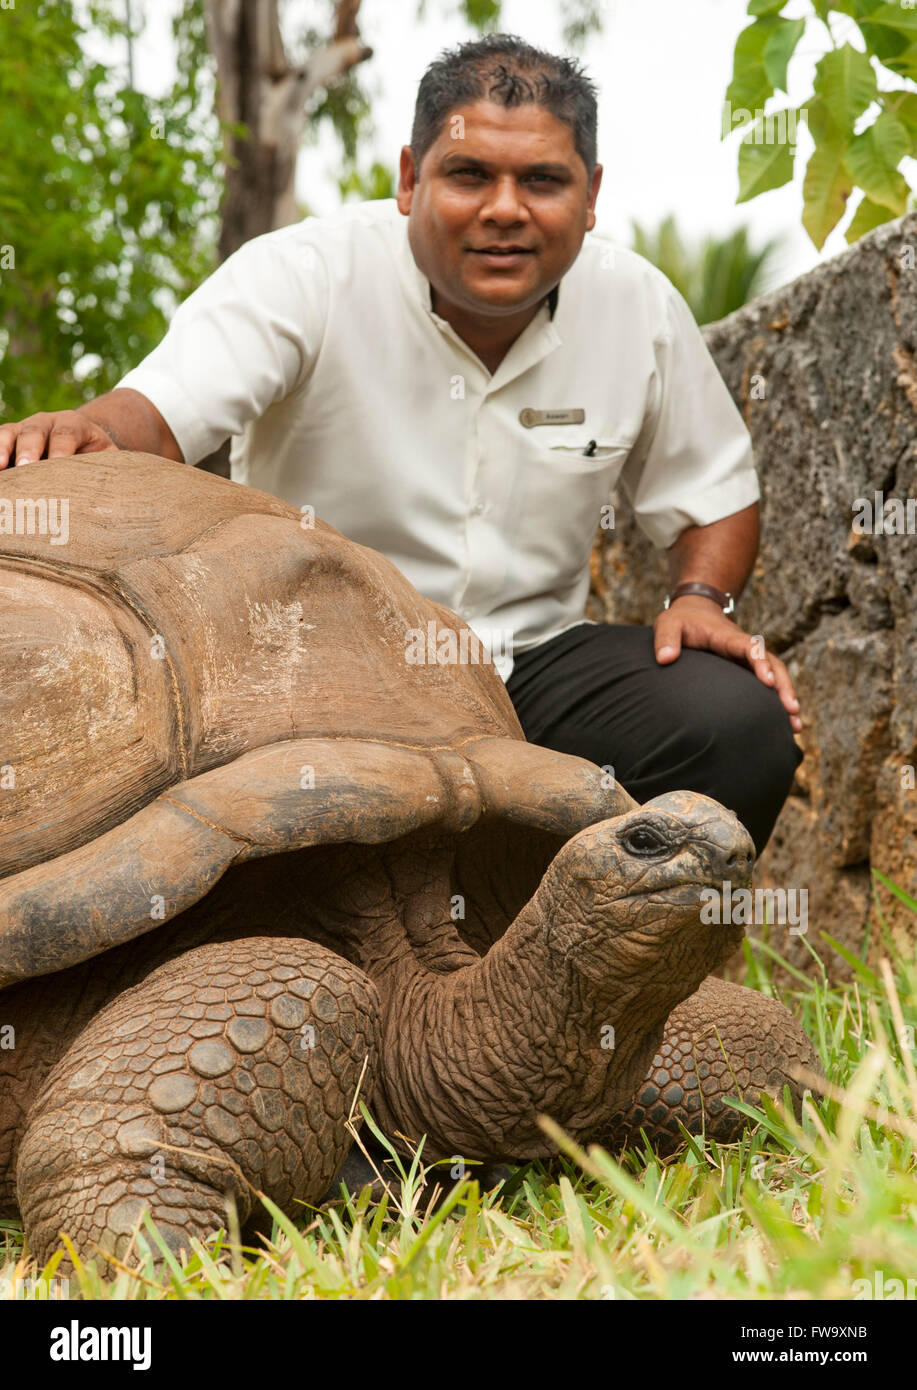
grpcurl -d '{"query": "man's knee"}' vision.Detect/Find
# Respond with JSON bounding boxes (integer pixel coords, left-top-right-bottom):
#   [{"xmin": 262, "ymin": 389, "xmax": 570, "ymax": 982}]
[
  {"xmin": 700, "ymin": 659, "xmax": 798, "ymax": 785},
  {"xmin": 743, "ymin": 686, "xmax": 800, "ymax": 796},
  {"xmin": 512, "ymin": 630, "xmax": 801, "ymax": 854},
  {"xmin": 674, "ymin": 651, "xmax": 801, "ymax": 851}
]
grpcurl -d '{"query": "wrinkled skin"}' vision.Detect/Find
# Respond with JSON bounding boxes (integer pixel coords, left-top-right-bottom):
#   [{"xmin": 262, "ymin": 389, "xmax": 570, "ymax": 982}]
[{"xmin": 0, "ymin": 791, "xmax": 820, "ymax": 1266}]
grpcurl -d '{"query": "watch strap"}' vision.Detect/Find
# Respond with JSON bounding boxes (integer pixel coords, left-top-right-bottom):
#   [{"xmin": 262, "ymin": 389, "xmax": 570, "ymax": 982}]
[{"xmin": 664, "ymin": 581, "xmax": 735, "ymax": 614}]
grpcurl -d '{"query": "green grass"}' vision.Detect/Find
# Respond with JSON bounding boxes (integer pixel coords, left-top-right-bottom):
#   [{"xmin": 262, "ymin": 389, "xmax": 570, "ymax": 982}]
[{"xmin": 4, "ymin": 885, "xmax": 917, "ymax": 1301}]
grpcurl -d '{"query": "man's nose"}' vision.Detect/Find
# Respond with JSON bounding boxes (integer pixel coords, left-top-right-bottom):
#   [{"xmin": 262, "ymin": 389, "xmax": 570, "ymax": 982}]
[{"xmin": 479, "ymin": 176, "xmax": 528, "ymax": 223}]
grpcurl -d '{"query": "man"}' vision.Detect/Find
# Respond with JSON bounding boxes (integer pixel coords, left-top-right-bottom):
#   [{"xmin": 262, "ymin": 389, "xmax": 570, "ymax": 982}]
[{"xmin": 0, "ymin": 34, "xmax": 801, "ymax": 854}]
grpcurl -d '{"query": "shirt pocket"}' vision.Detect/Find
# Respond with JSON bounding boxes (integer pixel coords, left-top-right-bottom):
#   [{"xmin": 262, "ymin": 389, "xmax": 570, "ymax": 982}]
[
  {"xmin": 508, "ymin": 436, "xmax": 630, "ymax": 574},
  {"xmin": 539, "ymin": 435, "xmax": 630, "ymax": 477}
]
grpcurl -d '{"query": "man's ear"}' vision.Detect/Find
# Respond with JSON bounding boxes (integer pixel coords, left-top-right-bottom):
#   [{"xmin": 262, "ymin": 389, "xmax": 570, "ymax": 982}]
[
  {"xmin": 586, "ymin": 163, "xmax": 603, "ymax": 232},
  {"xmin": 397, "ymin": 146, "xmax": 418, "ymax": 215}
]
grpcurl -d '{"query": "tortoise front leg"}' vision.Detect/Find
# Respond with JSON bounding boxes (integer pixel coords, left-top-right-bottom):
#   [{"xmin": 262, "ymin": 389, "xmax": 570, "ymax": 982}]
[
  {"xmin": 597, "ymin": 976, "xmax": 822, "ymax": 1155},
  {"xmin": 16, "ymin": 937, "xmax": 378, "ymax": 1267}
]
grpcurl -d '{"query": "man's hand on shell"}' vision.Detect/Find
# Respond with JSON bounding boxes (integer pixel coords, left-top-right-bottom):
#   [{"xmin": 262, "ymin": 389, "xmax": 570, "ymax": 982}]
[
  {"xmin": 0, "ymin": 410, "xmax": 119, "ymax": 469},
  {"xmin": 653, "ymin": 594, "xmax": 802, "ymax": 734}
]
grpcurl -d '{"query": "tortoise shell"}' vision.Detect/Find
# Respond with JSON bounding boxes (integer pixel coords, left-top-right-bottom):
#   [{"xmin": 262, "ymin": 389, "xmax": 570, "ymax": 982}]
[{"xmin": 0, "ymin": 453, "xmax": 629, "ymax": 986}]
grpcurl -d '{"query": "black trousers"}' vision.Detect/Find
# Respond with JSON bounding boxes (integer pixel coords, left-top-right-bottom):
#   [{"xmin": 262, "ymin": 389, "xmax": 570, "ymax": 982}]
[{"xmin": 506, "ymin": 622, "xmax": 802, "ymax": 856}]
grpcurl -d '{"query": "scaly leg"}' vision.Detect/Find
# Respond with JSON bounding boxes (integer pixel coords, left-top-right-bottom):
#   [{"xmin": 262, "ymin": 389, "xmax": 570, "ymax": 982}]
[
  {"xmin": 598, "ymin": 976, "xmax": 821, "ymax": 1154},
  {"xmin": 16, "ymin": 936, "xmax": 378, "ymax": 1266}
]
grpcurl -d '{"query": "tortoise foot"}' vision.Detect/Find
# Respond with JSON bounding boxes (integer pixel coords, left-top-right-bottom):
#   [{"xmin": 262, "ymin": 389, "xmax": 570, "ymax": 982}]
[
  {"xmin": 597, "ymin": 977, "xmax": 822, "ymax": 1156},
  {"xmin": 16, "ymin": 937, "xmax": 378, "ymax": 1268}
]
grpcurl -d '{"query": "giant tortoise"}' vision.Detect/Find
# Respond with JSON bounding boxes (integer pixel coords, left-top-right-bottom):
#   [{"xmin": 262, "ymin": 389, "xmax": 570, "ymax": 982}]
[{"xmin": 0, "ymin": 454, "xmax": 819, "ymax": 1265}]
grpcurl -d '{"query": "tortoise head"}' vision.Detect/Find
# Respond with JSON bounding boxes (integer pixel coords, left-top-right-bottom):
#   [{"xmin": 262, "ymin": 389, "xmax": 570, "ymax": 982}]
[{"xmin": 537, "ymin": 790, "xmax": 753, "ymax": 988}]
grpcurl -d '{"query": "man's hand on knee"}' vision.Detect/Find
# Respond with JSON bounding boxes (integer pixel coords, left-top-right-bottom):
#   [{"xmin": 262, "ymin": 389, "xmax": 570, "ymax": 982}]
[{"xmin": 654, "ymin": 595, "xmax": 802, "ymax": 733}]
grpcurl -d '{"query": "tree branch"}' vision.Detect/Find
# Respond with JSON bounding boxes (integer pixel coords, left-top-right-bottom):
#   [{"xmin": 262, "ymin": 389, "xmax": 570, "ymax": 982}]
[{"xmin": 202, "ymin": 0, "xmax": 373, "ymax": 260}]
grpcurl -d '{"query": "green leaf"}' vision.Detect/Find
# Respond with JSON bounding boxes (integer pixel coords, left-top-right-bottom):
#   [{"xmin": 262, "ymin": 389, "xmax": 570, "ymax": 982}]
[
  {"xmin": 561, "ymin": 0, "xmax": 608, "ymax": 48},
  {"xmin": 737, "ymin": 120, "xmax": 796, "ymax": 201},
  {"xmin": 459, "ymin": 0, "xmax": 502, "ymax": 27},
  {"xmin": 845, "ymin": 112, "xmax": 910, "ymax": 211},
  {"xmin": 872, "ymin": 867, "xmax": 917, "ymax": 916},
  {"xmin": 803, "ymin": 123, "xmax": 854, "ymax": 248},
  {"xmin": 858, "ymin": 4, "xmax": 917, "ymax": 71},
  {"xmin": 846, "ymin": 193, "xmax": 896, "ymax": 241},
  {"xmin": 883, "ymin": 48, "xmax": 917, "ymax": 84},
  {"xmin": 803, "ymin": 93, "xmax": 835, "ymax": 145},
  {"xmin": 888, "ymin": 50, "xmax": 917, "ymax": 81},
  {"xmin": 858, "ymin": 2, "xmax": 917, "ymax": 37},
  {"xmin": 763, "ymin": 17, "xmax": 806, "ymax": 91},
  {"xmin": 748, "ymin": 0, "xmax": 786, "ymax": 13},
  {"xmin": 854, "ymin": 0, "xmax": 886, "ymax": 17},
  {"xmin": 884, "ymin": 88, "xmax": 917, "ymax": 141},
  {"xmin": 725, "ymin": 19, "xmax": 780, "ymax": 127},
  {"xmin": 813, "ymin": 43, "xmax": 878, "ymax": 133}
]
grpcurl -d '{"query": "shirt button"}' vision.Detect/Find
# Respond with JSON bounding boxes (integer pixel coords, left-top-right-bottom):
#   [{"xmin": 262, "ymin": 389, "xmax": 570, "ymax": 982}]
[{"xmin": 471, "ymin": 500, "xmax": 485, "ymax": 516}]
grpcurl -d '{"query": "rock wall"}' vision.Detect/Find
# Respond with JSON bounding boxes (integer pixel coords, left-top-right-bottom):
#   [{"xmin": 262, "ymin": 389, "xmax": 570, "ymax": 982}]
[{"xmin": 588, "ymin": 213, "xmax": 917, "ymax": 980}]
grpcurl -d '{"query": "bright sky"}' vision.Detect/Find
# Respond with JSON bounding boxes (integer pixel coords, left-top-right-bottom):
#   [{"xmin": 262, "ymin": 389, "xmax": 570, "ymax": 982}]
[{"xmin": 129, "ymin": 0, "xmax": 913, "ymax": 295}]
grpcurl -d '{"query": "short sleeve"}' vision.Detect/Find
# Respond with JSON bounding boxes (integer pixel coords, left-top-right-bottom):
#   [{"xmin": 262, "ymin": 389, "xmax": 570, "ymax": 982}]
[
  {"xmin": 116, "ymin": 228, "xmax": 329, "ymax": 465},
  {"xmin": 616, "ymin": 278, "xmax": 759, "ymax": 550}
]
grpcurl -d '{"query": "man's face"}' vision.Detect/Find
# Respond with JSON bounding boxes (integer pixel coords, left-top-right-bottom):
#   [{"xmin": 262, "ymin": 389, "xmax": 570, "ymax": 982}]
[{"xmin": 397, "ymin": 100, "xmax": 603, "ymax": 321}]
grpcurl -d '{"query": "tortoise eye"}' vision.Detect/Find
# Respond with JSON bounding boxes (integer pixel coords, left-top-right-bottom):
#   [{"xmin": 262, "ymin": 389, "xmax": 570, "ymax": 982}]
[{"xmin": 621, "ymin": 825, "xmax": 670, "ymax": 857}]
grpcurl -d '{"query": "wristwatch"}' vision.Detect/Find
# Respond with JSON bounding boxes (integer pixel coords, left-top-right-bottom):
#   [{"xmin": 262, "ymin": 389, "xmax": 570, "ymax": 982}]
[{"xmin": 663, "ymin": 581, "xmax": 735, "ymax": 615}]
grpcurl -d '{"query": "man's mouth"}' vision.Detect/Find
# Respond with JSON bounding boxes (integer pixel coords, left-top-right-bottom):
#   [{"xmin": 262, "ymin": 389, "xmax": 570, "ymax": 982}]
[{"xmin": 467, "ymin": 246, "xmax": 536, "ymax": 268}]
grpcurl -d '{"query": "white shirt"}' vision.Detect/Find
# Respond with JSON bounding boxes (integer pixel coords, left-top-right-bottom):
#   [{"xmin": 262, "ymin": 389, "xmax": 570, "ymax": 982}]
[{"xmin": 117, "ymin": 198, "xmax": 758, "ymax": 681}]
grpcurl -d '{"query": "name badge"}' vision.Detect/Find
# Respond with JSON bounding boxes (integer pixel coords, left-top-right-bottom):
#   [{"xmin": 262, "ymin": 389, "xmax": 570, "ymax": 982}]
[{"xmin": 519, "ymin": 408, "xmax": 586, "ymax": 429}]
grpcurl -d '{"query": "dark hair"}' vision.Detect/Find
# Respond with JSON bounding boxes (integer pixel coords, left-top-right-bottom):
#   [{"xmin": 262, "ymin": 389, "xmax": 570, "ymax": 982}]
[{"xmin": 411, "ymin": 33, "xmax": 599, "ymax": 178}]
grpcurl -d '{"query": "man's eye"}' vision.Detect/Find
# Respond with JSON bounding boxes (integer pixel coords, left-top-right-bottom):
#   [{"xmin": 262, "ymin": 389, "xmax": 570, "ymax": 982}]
[
  {"xmin": 527, "ymin": 173, "xmax": 559, "ymax": 183},
  {"xmin": 452, "ymin": 168, "xmax": 486, "ymax": 179}
]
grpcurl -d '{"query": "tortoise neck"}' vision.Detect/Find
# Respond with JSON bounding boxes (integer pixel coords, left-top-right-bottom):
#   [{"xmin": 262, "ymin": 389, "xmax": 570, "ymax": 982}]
[{"xmin": 369, "ymin": 877, "xmax": 675, "ymax": 1158}]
